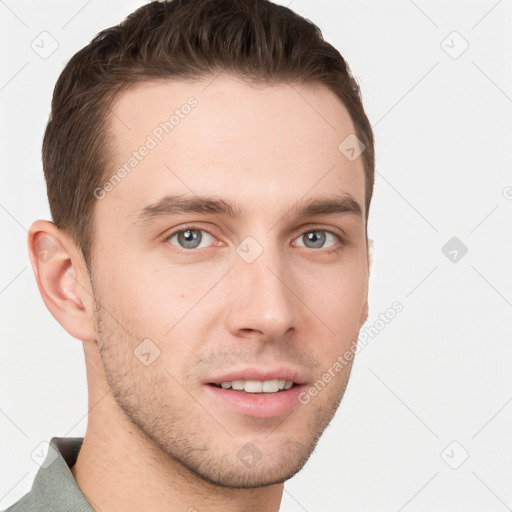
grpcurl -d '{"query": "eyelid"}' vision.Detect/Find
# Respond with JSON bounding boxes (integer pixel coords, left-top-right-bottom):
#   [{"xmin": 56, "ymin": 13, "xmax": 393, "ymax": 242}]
[{"xmin": 162, "ymin": 221, "xmax": 214, "ymax": 237}]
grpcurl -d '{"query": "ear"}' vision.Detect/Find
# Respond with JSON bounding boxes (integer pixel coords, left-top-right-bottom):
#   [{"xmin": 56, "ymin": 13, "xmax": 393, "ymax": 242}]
[
  {"xmin": 359, "ymin": 237, "xmax": 373, "ymax": 327},
  {"xmin": 367, "ymin": 237, "xmax": 374, "ymax": 273},
  {"xmin": 359, "ymin": 298, "xmax": 369, "ymax": 328},
  {"xmin": 27, "ymin": 220, "xmax": 97, "ymax": 343}
]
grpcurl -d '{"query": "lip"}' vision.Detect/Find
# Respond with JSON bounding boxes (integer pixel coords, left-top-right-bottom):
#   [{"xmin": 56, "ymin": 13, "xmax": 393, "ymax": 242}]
[
  {"xmin": 203, "ymin": 366, "xmax": 308, "ymax": 386},
  {"xmin": 201, "ymin": 365, "xmax": 310, "ymax": 419},
  {"xmin": 203, "ymin": 382, "xmax": 308, "ymax": 418}
]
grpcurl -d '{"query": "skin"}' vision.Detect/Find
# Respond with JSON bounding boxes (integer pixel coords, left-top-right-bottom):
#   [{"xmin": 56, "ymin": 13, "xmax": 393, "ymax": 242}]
[{"xmin": 28, "ymin": 74, "xmax": 370, "ymax": 512}]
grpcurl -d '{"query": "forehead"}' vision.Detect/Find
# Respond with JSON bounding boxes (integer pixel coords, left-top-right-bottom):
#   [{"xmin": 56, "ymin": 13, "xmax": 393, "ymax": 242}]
[{"xmin": 99, "ymin": 75, "xmax": 365, "ymax": 225}]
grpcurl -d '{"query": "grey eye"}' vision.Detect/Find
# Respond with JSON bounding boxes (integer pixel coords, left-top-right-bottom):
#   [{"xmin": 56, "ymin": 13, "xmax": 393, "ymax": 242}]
[
  {"xmin": 295, "ymin": 230, "xmax": 338, "ymax": 249},
  {"xmin": 168, "ymin": 229, "xmax": 214, "ymax": 250}
]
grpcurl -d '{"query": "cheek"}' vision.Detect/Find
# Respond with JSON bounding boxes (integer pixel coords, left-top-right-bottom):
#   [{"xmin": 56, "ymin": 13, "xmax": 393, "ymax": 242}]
[
  {"xmin": 95, "ymin": 244, "xmax": 182, "ymax": 306},
  {"xmin": 95, "ymin": 256, "xmax": 221, "ymax": 361},
  {"xmin": 297, "ymin": 260, "xmax": 368, "ymax": 365},
  {"xmin": 300, "ymin": 260, "xmax": 367, "ymax": 318}
]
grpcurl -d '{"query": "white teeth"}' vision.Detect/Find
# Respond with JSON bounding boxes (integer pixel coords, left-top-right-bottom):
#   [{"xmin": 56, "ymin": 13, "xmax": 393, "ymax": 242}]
[
  {"xmin": 244, "ymin": 380, "xmax": 262, "ymax": 393},
  {"xmin": 262, "ymin": 379, "xmax": 279, "ymax": 393},
  {"xmin": 217, "ymin": 379, "xmax": 294, "ymax": 393},
  {"xmin": 232, "ymin": 380, "xmax": 244, "ymax": 390}
]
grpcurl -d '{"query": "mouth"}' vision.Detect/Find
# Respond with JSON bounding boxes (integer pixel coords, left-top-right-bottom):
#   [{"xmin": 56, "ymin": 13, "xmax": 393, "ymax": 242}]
[
  {"xmin": 203, "ymin": 381, "xmax": 306, "ymax": 418},
  {"xmin": 202, "ymin": 369, "xmax": 308, "ymax": 418},
  {"xmin": 207, "ymin": 379, "xmax": 297, "ymax": 394}
]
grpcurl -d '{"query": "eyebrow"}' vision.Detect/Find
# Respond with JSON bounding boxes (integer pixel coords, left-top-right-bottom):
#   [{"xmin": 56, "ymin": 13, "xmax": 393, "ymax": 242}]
[{"xmin": 134, "ymin": 192, "xmax": 362, "ymax": 225}]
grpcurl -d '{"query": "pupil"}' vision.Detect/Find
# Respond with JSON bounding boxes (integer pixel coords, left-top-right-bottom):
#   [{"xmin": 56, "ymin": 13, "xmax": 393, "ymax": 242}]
[
  {"xmin": 179, "ymin": 229, "xmax": 201, "ymax": 249},
  {"xmin": 305, "ymin": 231, "xmax": 325, "ymax": 249}
]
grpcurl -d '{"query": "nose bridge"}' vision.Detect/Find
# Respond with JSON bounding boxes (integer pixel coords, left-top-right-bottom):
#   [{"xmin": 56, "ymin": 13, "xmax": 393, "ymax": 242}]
[{"xmin": 226, "ymin": 233, "xmax": 296, "ymax": 337}]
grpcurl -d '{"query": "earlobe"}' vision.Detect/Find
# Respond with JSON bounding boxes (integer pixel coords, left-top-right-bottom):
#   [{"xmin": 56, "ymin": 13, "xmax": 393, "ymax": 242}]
[
  {"xmin": 360, "ymin": 300, "xmax": 369, "ymax": 328},
  {"xmin": 359, "ymin": 238, "xmax": 373, "ymax": 328},
  {"xmin": 367, "ymin": 238, "xmax": 374, "ymax": 273},
  {"xmin": 27, "ymin": 220, "xmax": 96, "ymax": 343}
]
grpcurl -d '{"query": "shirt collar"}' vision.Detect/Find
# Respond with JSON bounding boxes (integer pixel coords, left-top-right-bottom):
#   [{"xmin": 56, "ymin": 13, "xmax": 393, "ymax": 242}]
[{"xmin": 31, "ymin": 437, "xmax": 94, "ymax": 512}]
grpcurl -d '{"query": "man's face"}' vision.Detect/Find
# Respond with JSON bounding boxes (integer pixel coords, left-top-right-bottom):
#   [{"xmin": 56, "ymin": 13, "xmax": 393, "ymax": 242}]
[{"xmin": 89, "ymin": 75, "xmax": 369, "ymax": 487}]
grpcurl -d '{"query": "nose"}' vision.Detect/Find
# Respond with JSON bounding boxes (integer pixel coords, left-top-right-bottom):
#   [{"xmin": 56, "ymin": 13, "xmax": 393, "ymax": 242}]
[{"xmin": 225, "ymin": 239, "xmax": 296, "ymax": 340}]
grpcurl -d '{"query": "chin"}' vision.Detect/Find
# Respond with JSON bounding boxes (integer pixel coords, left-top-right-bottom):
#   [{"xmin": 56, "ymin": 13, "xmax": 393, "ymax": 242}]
[{"xmin": 181, "ymin": 439, "xmax": 317, "ymax": 489}]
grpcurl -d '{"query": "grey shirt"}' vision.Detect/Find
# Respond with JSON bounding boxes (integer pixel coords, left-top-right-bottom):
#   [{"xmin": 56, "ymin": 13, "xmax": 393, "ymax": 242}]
[{"xmin": 3, "ymin": 437, "xmax": 94, "ymax": 512}]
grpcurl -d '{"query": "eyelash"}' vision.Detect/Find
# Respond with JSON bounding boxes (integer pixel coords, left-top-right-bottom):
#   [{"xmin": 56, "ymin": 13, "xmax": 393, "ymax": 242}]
[{"xmin": 163, "ymin": 225, "xmax": 344, "ymax": 255}]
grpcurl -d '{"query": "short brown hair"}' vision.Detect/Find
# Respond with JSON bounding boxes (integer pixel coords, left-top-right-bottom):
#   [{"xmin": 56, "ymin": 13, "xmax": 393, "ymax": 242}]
[{"xmin": 43, "ymin": 0, "xmax": 375, "ymax": 269}]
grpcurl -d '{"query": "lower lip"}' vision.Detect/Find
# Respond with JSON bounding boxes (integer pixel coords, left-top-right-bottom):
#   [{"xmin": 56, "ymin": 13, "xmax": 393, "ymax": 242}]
[{"xmin": 203, "ymin": 384, "xmax": 307, "ymax": 418}]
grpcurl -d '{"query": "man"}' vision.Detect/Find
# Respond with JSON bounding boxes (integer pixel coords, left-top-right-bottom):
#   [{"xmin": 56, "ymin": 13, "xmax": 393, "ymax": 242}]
[{"xmin": 5, "ymin": 0, "xmax": 374, "ymax": 510}]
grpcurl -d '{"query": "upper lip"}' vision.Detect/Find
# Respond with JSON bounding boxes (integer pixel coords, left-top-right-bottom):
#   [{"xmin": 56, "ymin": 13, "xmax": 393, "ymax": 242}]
[{"xmin": 205, "ymin": 366, "xmax": 309, "ymax": 386}]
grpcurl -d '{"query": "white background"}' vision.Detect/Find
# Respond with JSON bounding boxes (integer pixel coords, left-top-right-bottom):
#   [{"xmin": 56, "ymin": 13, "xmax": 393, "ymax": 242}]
[{"xmin": 1, "ymin": 1, "xmax": 511, "ymax": 510}]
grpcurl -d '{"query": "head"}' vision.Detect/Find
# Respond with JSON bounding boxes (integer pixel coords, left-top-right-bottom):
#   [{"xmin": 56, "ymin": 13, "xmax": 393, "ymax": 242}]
[{"xmin": 29, "ymin": 0, "xmax": 374, "ymax": 488}]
